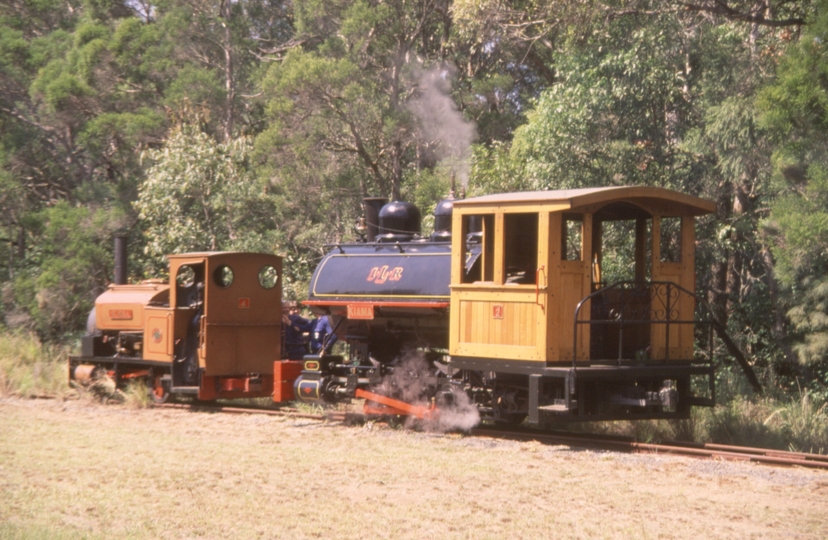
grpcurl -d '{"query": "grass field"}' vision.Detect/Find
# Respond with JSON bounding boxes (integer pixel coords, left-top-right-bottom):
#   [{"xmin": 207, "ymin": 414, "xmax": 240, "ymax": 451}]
[{"xmin": 1, "ymin": 397, "xmax": 827, "ymax": 539}]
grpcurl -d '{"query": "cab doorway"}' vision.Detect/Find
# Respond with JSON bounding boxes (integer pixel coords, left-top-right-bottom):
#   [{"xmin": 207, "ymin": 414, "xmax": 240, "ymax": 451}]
[{"xmin": 589, "ymin": 204, "xmax": 652, "ymax": 362}]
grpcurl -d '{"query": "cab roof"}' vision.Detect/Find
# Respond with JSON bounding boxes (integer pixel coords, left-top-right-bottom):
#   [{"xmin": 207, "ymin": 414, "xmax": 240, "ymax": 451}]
[
  {"xmin": 166, "ymin": 251, "xmax": 280, "ymax": 260},
  {"xmin": 454, "ymin": 186, "xmax": 716, "ymax": 217}
]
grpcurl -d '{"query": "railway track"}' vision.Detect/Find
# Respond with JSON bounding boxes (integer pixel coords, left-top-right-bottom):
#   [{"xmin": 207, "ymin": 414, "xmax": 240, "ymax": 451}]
[
  {"xmin": 155, "ymin": 402, "xmax": 828, "ymax": 471},
  {"xmin": 470, "ymin": 427, "xmax": 828, "ymax": 470}
]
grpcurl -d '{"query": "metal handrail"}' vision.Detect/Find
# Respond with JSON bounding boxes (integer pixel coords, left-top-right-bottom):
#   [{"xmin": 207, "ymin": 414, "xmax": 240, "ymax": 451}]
[{"xmin": 571, "ymin": 280, "xmax": 762, "ymax": 393}]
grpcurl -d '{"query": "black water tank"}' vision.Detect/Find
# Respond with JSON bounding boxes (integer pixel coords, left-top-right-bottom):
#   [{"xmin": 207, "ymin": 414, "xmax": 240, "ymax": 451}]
[{"xmin": 377, "ymin": 201, "xmax": 421, "ymax": 242}]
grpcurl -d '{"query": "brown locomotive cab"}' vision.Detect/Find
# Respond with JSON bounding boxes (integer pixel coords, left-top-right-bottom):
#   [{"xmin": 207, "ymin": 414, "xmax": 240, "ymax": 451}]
[
  {"xmin": 170, "ymin": 253, "xmax": 282, "ymax": 376},
  {"xmin": 70, "ymin": 252, "xmax": 283, "ymax": 403}
]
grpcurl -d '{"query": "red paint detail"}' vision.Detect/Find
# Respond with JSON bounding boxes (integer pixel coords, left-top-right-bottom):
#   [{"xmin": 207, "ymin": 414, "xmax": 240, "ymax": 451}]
[
  {"xmin": 109, "ymin": 309, "xmax": 133, "ymax": 320},
  {"xmin": 273, "ymin": 361, "xmax": 303, "ymax": 403},
  {"xmin": 221, "ymin": 378, "xmax": 247, "ymax": 392},
  {"xmin": 238, "ymin": 297, "xmax": 251, "ymax": 309},
  {"xmin": 199, "ymin": 374, "xmax": 273, "ymax": 401},
  {"xmin": 347, "ymin": 304, "xmax": 375, "ymax": 320},
  {"xmin": 492, "ymin": 305, "xmax": 504, "ymax": 319},
  {"xmin": 355, "ymin": 389, "xmax": 438, "ymax": 420},
  {"xmin": 120, "ymin": 370, "xmax": 150, "ymax": 379}
]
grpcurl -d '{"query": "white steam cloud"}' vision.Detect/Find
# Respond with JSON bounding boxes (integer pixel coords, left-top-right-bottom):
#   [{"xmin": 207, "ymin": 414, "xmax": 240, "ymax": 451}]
[
  {"xmin": 408, "ymin": 67, "xmax": 477, "ymax": 191},
  {"xmin": 376, "ymin": 350, "xmax": 480, "ymax": 433}
]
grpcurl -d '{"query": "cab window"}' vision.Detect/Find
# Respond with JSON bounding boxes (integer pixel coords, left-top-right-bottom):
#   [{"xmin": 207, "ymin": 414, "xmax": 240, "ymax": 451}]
[
  {"xmin": 562, "ymin": 214, "xmax": 583, "ymax": 261},
  {"xmin": 504, "ymin": 213, "xmax": 538, "ymax": 284}
]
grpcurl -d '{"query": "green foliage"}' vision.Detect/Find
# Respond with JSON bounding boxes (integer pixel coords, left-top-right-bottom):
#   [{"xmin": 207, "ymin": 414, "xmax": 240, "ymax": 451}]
[
  {"xmin": 764, "ymin": 390, "xmax": 828, "ymax": 453},
  {"xmin": 6, "ymin": 203, "xmax": 126, "ymax": 339},
  {"xmin": 786, "ymin": 276, "xmax": 828, "ymax": 366},
  {"xmin": 699, "ymin": 393, "xmax": 828, "ymax": 453},
  {"xmin": 703, "ymin": 395, "xmax": 788, "ymax": 448},
  {"xmin": 586, "ymin": 392, "xmax": 828, "ymax": 453},
  {"xmin": 122, "ymin": 379, "xmax": 152, "ymax": 408},
  {"xmin": 759, "ymin": 1, "xmax": 828, "ymax": 367},
  {"xmin": 469, "ymin": 141, "xmax": 529, "ymax": 195},
  {"xmin": 135, "ymin": 124, "xmax": 277, "ymax": 270},
  {"xmin": 163, "ymin": 66, "xmax": 225, "ymax": 115},
  {"xmin": 507, "ymin": 18, "xmax": 695, "ymax": 191}
]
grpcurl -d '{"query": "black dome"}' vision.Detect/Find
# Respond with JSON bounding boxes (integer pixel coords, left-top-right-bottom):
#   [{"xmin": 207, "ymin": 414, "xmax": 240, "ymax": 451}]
[{"xmin": 377, "ymin": 201, "xmax": 421, "ymax": 242}]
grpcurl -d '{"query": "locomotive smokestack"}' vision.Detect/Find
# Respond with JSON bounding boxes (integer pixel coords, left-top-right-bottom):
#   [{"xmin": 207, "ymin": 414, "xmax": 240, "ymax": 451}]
[
  {"xmin": 114, "ymin": 233, "xmax": 128, "ymax": 285},
  {"xmin": 362, "ymin": 197, "xmax": 388, "ymax": 242}
]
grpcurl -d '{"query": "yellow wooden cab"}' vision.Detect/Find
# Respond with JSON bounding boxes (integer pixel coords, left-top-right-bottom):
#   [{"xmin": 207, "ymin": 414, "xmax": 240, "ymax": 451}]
[
  {"xmin": 449, "ymin": 186, "xmax": 715, "ymax": 365},
  {"xmin": 446, "ymin": 187, "xmax": 723, "ymax": 421}
]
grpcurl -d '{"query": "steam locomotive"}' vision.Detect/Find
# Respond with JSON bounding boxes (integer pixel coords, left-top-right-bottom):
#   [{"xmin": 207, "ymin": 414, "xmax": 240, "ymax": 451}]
[
  {"xmin": 70, "ymin": 187, "xmax": 761, "ymax": 425},
  {"xmin": 298, "ymin": 187, "xmax": 761, "ymax": 424}
]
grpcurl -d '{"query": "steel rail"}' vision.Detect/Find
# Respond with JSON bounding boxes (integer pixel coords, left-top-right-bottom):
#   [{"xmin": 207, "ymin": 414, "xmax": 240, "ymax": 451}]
[
  {"xmin": 470, "ymin": 427, "xmax": 828, "ymax": 470},
  {"xmin": 152, "ymin": 402, "xmax": 346, "ymax": 422}
]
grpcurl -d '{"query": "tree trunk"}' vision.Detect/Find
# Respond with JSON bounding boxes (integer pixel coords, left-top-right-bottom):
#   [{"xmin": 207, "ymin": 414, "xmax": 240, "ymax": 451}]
[
  {"xmin": 709, "ymin": 182, "xmax": 732, "ymax": 323},
  {"xmin": 221, "ymin": 0, "xmax": 234, "ymax": 142}
]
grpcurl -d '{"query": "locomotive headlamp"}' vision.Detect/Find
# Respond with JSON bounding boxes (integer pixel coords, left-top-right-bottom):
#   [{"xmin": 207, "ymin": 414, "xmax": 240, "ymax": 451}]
[
  {"xmin": 354, "ymin": 216, "xmax": 367, "ymax": 239},
  {"xmin": 304, "ymin": 359, "xmax": 320, "ymax": 371}
]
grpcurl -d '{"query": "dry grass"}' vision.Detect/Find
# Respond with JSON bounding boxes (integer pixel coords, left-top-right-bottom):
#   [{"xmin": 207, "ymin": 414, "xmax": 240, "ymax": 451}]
[
  {"xmin": 570, "ymin": 394, "xmax": 828, "ymax": 455},
  {"xmin": 0, "ymin": 332, "xmax": 70, "ymax": 398},
  {"xmin": 1, "ymin": 398, "xmax": 827, "ymax": 539}
]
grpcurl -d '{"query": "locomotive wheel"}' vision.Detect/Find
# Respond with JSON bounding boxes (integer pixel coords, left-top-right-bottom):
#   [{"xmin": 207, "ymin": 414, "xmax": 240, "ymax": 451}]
[
  {"xmin": 493, "ymin": 387, "xmax": 527, "ymax": 426},
  {"xmin": 149, "ymin": 372, "xmax": 171, "ymax": 404}
]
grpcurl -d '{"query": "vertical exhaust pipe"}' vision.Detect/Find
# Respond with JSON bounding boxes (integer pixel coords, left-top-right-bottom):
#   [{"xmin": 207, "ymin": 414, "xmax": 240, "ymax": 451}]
[
  {"xmin": 362, "ymin": 197, "xmax": 388, "ymax": 242},
  {"xmin": 114, "ymin": 233, "xmax": 128, "ymax": 285}
]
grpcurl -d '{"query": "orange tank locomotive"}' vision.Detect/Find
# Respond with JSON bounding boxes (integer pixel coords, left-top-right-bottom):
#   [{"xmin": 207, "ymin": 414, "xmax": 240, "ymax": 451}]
[{"xmin": 69, "ymin": 251, "xmax": 285, "ymax": 403}]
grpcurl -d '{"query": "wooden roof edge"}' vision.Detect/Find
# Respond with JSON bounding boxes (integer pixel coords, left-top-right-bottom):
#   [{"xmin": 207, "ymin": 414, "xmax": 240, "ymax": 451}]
[
  {"xmin": 166, "ymin": 251, "xmax": 282, "ymax": 260},
  {"xmin": 454, "ymin": 186, "xmax": 717, "ymax": 216}
]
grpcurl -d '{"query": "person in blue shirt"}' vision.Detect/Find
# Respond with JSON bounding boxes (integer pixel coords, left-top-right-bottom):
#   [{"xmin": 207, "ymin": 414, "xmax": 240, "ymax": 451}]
[
  {"xmin": 311, "ymin": 315, "xmax": 338, "ymax": 355},
  {"xmin": 282, "ymin": 301, "xmax": 315, "ymax": 360}
]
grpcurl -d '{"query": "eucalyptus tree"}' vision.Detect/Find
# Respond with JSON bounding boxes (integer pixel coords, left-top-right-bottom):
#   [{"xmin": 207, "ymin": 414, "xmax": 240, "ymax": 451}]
[
  {"xmin": 759, "ymin": 1, "xmax": 828, "ymax": 394},
  {"xmin": 0, "ymin": 0, "xmax": 294, "ymax": 334},
  {"xmin": 0, "ymin": 0, "xmax": 168, "ymax": 334},
  {"xmin": 258, "ymin": 0, "xmax": 458, "ymax": 203},
  {"xmin": 135, "ymin": 124, "xmax": 277, "ymax": 270},
  {"xmin": 255, "ymin": 0, "xmax": 478, "ymax": 272}
]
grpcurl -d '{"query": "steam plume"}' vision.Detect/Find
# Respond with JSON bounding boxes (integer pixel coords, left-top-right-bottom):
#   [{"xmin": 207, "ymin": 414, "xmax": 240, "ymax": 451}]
[
  {"xmin": 408, "ymin": 67, "xmax": 477, "ymax": 191},
  {"xmin": 375, "ymin": 350, "xmax": 480, "ymax": 433}
]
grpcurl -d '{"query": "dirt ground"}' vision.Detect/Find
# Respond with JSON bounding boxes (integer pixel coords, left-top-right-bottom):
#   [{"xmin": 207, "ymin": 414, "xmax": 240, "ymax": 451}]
[{"xmin": 1, "ymin": 397, "xmax": 827, "ymax": 540}]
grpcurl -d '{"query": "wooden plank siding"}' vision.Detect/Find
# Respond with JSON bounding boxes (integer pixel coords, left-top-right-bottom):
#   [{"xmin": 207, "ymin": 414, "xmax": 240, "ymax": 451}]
[
  {"xmin": 449, "ymin": 188, "xmax": 712, "ymax": 366},
  {"xmin": 650, "ymin": 215, "xmax": 696, "ymax": 361},
  {"xmin": 453, "ymin": 288, "xmax": 545, "ymax": 361}
]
